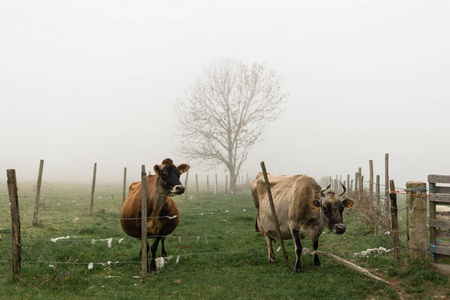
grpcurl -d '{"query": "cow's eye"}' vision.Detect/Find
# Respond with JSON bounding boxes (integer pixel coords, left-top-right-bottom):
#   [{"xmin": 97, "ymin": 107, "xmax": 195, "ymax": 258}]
[
  {"xmin": 161, "ymin": 172, "xmax": 168, "ymax": 179},
  {"xmin": 322, "ymin": 206, "xmax": 329, "ymax": 213}
]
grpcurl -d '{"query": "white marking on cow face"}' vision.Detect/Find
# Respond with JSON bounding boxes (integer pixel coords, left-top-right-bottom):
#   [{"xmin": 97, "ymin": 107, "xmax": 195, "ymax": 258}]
[{"xmin": 169, "ymin": 184, "xmax": 185, "ymax": 196}]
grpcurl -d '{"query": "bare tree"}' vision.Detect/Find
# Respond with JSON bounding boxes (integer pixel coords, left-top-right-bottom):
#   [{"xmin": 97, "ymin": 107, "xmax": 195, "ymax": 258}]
[{"xmin": 175, "ymin": 58, "xmax": 285, "ymax": 193}]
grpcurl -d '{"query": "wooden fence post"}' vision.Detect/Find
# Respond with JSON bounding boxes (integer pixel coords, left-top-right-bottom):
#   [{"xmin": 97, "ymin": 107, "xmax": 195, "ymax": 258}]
[
  {"xmin": 347, "ymin": 174, "xmax": 350, "ymax": 193},
  {"xmin": 141, "ymin": 165, "xmax": 148, "ymax": 282},
  {"xmin": 406, "ymin": 181, "xmax": 427, "ymax": 262},
  {"xmin": 359, "ymin": 175, "xmax": 364, "ymax": 200},
  {"xmin": 33, "ymin": 159, "xmax": 44, "ymax": 226},
  {"xmin": 333, "ymin": 175, "xmax": 337, "ymax": 194},
  {"xmin": 7, "ymin": 169, "xmax": 21, "ymax": 277},
  {"xmin": 225, "ymin": 175, "xmax": 228, "ymax": 194},
  {"xmin": 215, "ymin": 174, "xmax": 218, "ymax": 193},
  {"xmin": 194, "ymin": 174, "xmax": 198, "ymax": 195},
  {"xmin": 369, "ymin": 160, "xmax": 374, "ymax": 210},
  {"xmin": 207, "ymin": 175, "xmax": 210, "ymax": 194},
  {"xmin": 384, "ymin": 154, "xmax": 390, "ymax": 231},
  {"xmin": 260, "ymin": 161, "xmax": 291, "ymax": 270},
  {"xmin": 122, "ymin": 167, "xmax": 127, "ymax": 203},
  {"xmin": 376, "ymin": 175, "xmax": 381, "ymax": 214},
  {"xmin": 90, "ymin": 163, "xmax": 97, "ymax": 215},
  {"xmin": 389, "ymin": 180, "xmax": 400, "ymax": 266},
  {"xmin": 184, "ymin": 170, "xmax": 189, "ymax": 200}
]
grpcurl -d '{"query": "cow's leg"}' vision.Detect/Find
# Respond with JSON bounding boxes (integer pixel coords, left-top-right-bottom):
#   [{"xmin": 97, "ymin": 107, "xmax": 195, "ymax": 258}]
[
  {"xmin": 149, "ymin": 237, "xmax": 161, "ymax": 275},
  {"xmin": 313, "ymin": 239, "xmax": 321, "ymax": 267},
  {"xmin": 291, "ymin": 228, "xmax": 303, "ymax": 274},
  {"xmin": 161, "ymin": 237, "xmax": 167, "ymax": 257},
  {"xmin": 263, "ymin": 234, "xmax": 275, "ymax": 262}
]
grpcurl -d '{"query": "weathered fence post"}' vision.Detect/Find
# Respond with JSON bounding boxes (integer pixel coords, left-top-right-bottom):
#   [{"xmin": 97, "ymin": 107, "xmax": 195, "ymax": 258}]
[
  {"xmin": 215, "ymin": 174, "xmax": 218, "ymax": 193},
  {"xmin": 389, "ymin": 180, "xmax": 400, "ymax": 266},
  {"xmin": 357, "ymin": 168, "xmax": 362, "ymax": 200},
  {"xmin": 184, "ymin": 170, "xmax": 189, "ymax": 200},
  {"xmin": 260, "ymin": 161, "xmax": 291, "ymax": 270},
  {"xmin": 207, "ymin": 175, "xmax": 210, "ymax": 194},
  {"xmin": 194, "ymin": 174, "xmax": 198, "ymax": 196},
  {"xmin": 122, "ymin": 167, "xmax": 127, "ymax": 203},
  {"xmin": 376, "ymin": 175, "xmax": 381, "ymax": 214},
  {"xmin": 359, "ymin": 175, "xmax": 364, "ymax": 200},
  {"xmin": 90, "ymin": 163, "xmax": 97, "ymax": 215},
  {"xmin": 33, "ymin": 159, "xmax": 44, "ymax": 225},
  {"xmin": 7, "ymin": 169, "xmax": 21, "ymax": 277},
  {"xmin": 347, "ymin": 174, "xmax": 350, "ymax": 193},
  {"xmin": 369, "ymin": 160, "xmax": 374, "ymax": 210},
  {"xmin": 406, "ymin": 181, "xmax": 427, "ymax": 261},
  {"xmin": 384, "ymin": 154, "xmax": 390, "ymax": 231},
  {"xmin": 225, "ymin": 175, "xmax": 228, "ymax": 194},
  {"xmin": 141, "ymin": 165, "xmax": 148, "ymax": 282}
]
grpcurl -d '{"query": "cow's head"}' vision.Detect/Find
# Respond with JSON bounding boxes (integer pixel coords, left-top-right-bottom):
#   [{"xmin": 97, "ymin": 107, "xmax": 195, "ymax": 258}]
[
  {"xmin": 153, "ymin": 158, "xmax": 190, "ymax": 196},
  {"xmin": 313, "ymin": 184, "xmax": 354, "ymax": 234}
]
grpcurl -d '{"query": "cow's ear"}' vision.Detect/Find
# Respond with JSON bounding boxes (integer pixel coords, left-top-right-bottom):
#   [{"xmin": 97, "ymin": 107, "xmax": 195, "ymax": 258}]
[
  {"xmin": 342, "ymin": 199, "xmax": 355, "ymax": 208},
  {"xmin": 178, "ymin": 164, "xmax": 190, "ymax": 174},
  {"xmin": 312, "ymin": 200, "xmax": 321, "ymax": 211},
  {"xmin": 153, "ymin": 164, "xmax": 161, "ymax": 175}
]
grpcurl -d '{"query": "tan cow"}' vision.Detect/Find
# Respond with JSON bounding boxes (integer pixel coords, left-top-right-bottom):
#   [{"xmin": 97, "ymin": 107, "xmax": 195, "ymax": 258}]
[
  {"xmin": 120, "ymin": 158, "xmax": 189, "ymax": 274},
  {"xmin": 251, "ymin": 173, "xmax": 354, "ymax": 273}
]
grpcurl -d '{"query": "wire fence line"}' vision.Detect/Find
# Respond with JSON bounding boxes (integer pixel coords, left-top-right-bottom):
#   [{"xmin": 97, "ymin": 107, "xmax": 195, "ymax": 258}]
[
  {"xmin": 6, "ymin": 226, "xmax": 260, "ymax": 244},
  {"xmin": 0, "ymin": 207, "xmax": 253, "ymax": 221},
  {"xmin": 0, "ymin": 248, "xmax": 270, "ymax": 271},
  {"xmin": 0, "ymin": 206, "xmax": 269, "ymax": 273},
  {"xmin": 0, "ymin": 182, "xmax": 264, "ymax": 275},
  {"xmin": 2, "ymin": 173, "xmax": 435, "ymax": 278}
]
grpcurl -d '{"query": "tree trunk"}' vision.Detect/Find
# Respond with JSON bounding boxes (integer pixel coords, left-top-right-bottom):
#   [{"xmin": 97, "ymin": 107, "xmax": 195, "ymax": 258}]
[{"xmin": 229, "ymin": 170, "xmax": 236, "ymax": 193}]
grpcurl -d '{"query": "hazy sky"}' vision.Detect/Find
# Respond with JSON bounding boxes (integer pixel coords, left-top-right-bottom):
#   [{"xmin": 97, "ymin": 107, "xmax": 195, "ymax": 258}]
[{"xmin": 1, "ymin": 1, "xmax": 449, "ymax": 188}]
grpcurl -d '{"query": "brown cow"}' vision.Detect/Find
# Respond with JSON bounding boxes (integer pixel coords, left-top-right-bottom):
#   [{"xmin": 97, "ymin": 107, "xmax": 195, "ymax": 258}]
[
  {"xmin": 251, "ymin": 173, "xmax": 354, "ymax": 273},
  {"xmin": 120, "ymin": 158, "xmax": 189, "ymax": 274}
]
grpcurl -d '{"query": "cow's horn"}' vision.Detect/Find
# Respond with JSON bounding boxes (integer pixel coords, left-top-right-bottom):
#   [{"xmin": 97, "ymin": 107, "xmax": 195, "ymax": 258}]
[
  {"xmin": 321, "ymin": 184, "xmax": 331, "ymax": 196},
  {"xmin": 339, "ymin": 183, "xmax": 347, "ymax": 197}
]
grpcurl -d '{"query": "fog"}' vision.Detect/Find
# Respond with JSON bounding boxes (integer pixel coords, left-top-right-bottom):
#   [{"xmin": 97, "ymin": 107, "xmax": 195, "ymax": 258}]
[{"xmin": 1, "ymin": 1, "xmax": 449, "ymax": 188}]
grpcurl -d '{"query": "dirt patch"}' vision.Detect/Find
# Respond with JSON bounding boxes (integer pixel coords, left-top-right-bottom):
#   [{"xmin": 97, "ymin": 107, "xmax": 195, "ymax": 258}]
[{"xmin": 368, "ymin": 274, "xmax": 449, "ymax": 300}]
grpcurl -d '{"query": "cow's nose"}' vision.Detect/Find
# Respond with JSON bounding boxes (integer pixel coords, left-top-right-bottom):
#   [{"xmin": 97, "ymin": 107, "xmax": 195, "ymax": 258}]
[
  {"xmin": 333, "ymin": 223, "xmax": 346, "ymax": 234},
  {"xmin": 175, "ymin": 185, "xmax": 185, "ymax": 194}
]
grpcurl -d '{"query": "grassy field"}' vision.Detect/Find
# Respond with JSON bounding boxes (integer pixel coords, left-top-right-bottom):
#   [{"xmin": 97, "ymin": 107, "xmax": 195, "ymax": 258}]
[{"xmin": 0, "ymin": 182, "xmax": 448, "ymax": 299}]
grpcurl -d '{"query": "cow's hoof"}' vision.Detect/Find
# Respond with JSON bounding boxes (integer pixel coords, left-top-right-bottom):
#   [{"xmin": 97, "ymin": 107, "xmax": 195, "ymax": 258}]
[
  {"xmin": 150, "ymin": 270, "xmax": 159, "ymax": 275},
  {"xmin": 314, "ymin": 264, "xmax": 322, "ymax": 268},
  {"xmin": 294, "ymin": 269, "xmax": 302, "ymax": 274}
]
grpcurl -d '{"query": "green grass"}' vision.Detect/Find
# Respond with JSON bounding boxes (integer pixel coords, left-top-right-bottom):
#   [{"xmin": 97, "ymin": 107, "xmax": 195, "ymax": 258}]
[{"xmin": 0, "ymin": 183, "xmax": 448, "ymax": 299}]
